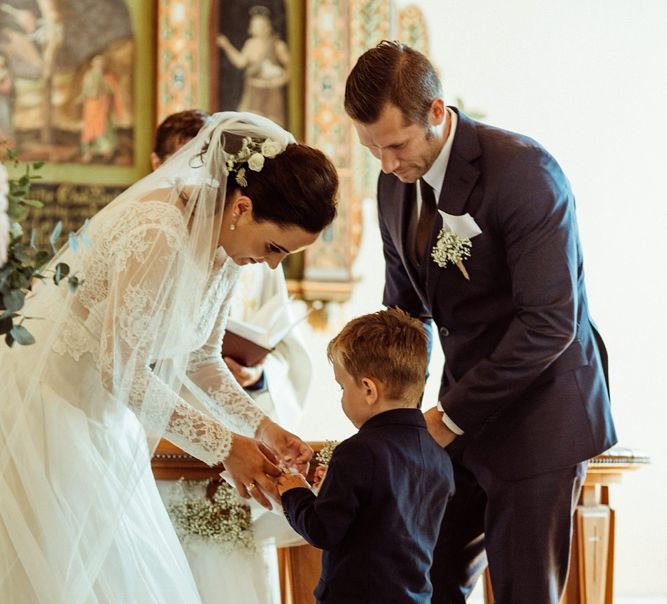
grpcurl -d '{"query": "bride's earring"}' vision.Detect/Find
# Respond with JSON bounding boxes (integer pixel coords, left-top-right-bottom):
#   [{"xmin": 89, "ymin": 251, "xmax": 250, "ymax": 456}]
[{"xmin": 229, "ymin": 223, "xmax": 236, "ymax": 231}]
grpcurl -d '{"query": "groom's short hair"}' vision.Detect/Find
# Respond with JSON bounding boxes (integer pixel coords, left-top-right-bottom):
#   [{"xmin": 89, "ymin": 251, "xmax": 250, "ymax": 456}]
[
  {"xmin": 327, "ymin": 308, "xmax": 428, "ymax": 405},
  {"xmin": 344, "ymin": 40, "xmax": 443, "ymax": 128}
]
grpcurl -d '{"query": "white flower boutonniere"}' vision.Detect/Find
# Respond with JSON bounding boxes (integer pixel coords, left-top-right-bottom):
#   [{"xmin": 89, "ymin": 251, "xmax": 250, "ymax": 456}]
[{"xmin": 431, "ymin": 210, "xmax": 482, "ymax": 281}]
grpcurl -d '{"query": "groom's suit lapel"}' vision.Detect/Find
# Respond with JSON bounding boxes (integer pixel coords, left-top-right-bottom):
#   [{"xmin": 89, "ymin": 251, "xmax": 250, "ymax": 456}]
[{"xmin": 425, "ymin": 109, "xmax": 482, "ymax": 303}]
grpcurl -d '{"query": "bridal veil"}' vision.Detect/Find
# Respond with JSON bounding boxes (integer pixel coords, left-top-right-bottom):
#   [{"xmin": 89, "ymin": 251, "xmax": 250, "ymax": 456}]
[{"xmin": 0, "ymin": 112, "xmax": 294, "ymax": 602}]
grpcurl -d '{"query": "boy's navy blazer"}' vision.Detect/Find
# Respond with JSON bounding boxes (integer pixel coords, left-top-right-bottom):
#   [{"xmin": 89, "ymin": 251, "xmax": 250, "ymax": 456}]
[
  {"xmin": 281, "ymin": 408, "xmax": 454, "ymax": 604},
  {"xmin": 378, "ymin": 109, "xmax": 617, "ymax": 479}
]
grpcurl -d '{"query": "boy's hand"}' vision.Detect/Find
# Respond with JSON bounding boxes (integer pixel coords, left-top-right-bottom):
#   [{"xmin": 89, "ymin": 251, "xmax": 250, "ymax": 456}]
[
  {"xmin": 312, "ymin": 465, "xmax": 328, "ymax": 491},
  {"xmin": 277, "ymin": 472, "xmax": 310, "ymax": 496}
]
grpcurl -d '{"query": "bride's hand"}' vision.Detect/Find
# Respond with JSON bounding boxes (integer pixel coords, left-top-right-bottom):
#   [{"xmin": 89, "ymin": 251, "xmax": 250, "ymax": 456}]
[
  {"xmin": 224, "ymin": 433, "xmax": 282, "ymax": 510},
  {"xmin": 257, "ymin": 418, "xmax": 313, "ymax": 476}
]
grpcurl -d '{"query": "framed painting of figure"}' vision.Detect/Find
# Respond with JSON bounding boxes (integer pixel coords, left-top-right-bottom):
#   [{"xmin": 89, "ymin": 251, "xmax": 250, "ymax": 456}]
[
  {"xmin": 209, "ymin": 0, "xmax": 305, "ymax": 140},
  {"xmin": 0, "ymin": 0, "xmax": 154, "ymax": 239},
  {"xmin": 0, "ymin": 0, "xmax": 154, "ymax": 179}
]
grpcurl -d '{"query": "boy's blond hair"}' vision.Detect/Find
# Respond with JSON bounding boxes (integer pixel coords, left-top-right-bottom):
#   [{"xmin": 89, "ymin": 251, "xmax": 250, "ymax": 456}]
[{"xmin": 327, "ymin": 308, "xmax": 428, "ymax": 405}]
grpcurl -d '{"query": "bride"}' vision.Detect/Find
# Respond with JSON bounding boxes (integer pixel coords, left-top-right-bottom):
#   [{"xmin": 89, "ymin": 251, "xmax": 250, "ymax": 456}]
[{"xmin": 0, "ymin": 112, "xmax": 338, "ymax": 603}]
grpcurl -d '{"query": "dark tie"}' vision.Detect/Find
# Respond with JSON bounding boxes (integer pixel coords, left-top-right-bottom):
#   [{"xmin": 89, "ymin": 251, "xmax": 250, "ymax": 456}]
[{"xmin": 415, "ymin": 179, "xmax": 437, "ymax": 264}]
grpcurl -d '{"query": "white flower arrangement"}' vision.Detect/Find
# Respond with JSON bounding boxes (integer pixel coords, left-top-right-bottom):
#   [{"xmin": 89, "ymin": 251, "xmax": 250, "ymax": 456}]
[
  {"xmin": 312, "ymin": 440, "xmax": 339, "ymax": 495},
  {"xmin": 431, "ymin": 210, "xmax": 483, "ymax": 281},
  {"xmin": 225, "ymin": 136, "xmax": 283, "ymax": 187},
  {"xmin": 431, "ymin": 230, "xmax": 472, "ymax": 280},
  {"xmin": 315, "ymin": 440, "xmax": 339, "ymax": 466},
  {"xmin": 166, "ymin": 478, "xmax": 256, "ymax": 551},
  {"xmin": 261, "ymin": 139, "xmax": 282, "ymax": 158}
]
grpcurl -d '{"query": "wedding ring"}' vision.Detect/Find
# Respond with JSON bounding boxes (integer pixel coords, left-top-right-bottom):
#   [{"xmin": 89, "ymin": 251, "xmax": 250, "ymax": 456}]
[{"xmin": 245, "ymin": 482, "xmax": 256, "ymax": 493}]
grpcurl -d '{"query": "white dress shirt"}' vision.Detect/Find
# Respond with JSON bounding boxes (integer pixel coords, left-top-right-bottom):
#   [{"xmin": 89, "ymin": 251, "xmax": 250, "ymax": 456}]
[{"xmin": 416, "ymin": 108, "xmax": 465, "ymax": 436}]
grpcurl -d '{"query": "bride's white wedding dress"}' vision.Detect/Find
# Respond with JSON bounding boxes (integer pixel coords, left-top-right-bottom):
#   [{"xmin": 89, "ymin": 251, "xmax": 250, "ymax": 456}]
[{"xmin": 0, "ymin": 199, "xmax": 268, "ymax": 603}]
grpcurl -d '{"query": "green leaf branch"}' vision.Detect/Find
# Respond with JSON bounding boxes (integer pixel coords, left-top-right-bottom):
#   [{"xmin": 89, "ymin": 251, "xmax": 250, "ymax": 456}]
[{"xmin": 1, "ymin": 149, "xmax": 88, "ymax": 347}]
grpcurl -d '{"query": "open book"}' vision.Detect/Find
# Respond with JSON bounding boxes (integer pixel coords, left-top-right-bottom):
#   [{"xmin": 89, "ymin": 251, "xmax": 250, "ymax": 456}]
[{"xmin": 221, "ymin": 292, "xmax": 309, "ymax": 367}]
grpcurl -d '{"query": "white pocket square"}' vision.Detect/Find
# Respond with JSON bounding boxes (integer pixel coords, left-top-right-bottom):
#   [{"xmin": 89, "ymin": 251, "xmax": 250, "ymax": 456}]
[{"xmin": 437, "ymin": 211, "xmax": 482, "ymax": 239}]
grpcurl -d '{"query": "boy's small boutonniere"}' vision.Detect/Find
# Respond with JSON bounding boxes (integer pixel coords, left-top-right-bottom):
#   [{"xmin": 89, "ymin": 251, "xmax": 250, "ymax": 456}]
[
  {"xmin": 431, "ymin": 210, "xmax": 482, "ymax": 281},
  {"xmin": 312, "ymin": 440, "xmax": 339, "ymax": 494},
  {"xmin": 315, "ymin": 440, "xmax": 339, "ymax": 466}
]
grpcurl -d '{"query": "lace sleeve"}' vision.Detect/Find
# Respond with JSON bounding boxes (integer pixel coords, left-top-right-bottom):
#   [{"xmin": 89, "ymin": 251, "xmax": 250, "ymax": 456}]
[
  {"xmin": 132, "ymin": 370, "xmax": 233, "ymax": 465},
  {"xmin": 186, "ymin": 283, "xmax": 266, "ymax": 437},
  {"xmin": 98, "ymin": 211, "xmax": 234, "ymax": 464}
]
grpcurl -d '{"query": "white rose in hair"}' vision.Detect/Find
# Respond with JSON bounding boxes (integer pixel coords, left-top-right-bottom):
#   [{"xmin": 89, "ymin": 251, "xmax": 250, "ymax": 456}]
[
  {"xmin": 260, "ymin": 139, "xmax": 282, "ymax": 159},
  {"xmin": 0, "ymin": 164, "xmax": 9, "ymax": 266},
  {"xmin": 247, "ymin": 153, "xmax": 265, "ymax": 172}
]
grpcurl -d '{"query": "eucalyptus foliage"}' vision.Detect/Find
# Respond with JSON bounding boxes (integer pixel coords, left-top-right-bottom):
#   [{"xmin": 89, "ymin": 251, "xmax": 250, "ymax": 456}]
[{"xmin": 0, "ymin": 150, "xmax": 86, "ymax": 347}]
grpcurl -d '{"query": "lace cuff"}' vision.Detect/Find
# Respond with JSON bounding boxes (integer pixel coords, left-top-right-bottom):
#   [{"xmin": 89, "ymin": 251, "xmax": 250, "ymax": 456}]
[
  {"xmin": 128, "ymin": 369, "xmax": 233, "ymax": 465},
  {"xmin": 166, "ymin": 400, "xmax": 233, "ymax": 465}
]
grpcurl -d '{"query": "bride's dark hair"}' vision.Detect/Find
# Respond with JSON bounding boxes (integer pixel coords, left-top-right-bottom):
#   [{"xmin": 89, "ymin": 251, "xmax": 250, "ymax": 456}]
[{"xmin": 238, "ymin": 143, "xmax": 338, "ymax": 233}]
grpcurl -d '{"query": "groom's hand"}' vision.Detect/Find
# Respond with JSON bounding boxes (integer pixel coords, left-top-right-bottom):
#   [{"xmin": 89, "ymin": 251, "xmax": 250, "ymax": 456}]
[{"xmin": 424, "ymin": 406, "xmax": 458, "ymax": 448}]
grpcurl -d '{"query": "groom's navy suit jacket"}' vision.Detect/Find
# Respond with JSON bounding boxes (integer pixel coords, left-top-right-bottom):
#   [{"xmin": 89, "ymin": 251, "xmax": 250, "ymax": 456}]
[
  {"xmin": 378, "ymin": 109, "xmax": 616, "ymax": 480},
  {"xmin": 281, "ymin": 409, "xmax": 454, "ymax": 603}
]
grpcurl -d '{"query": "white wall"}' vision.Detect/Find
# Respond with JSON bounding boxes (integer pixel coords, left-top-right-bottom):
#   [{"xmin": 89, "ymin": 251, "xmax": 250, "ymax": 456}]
[{"xmin": 297, "ymin": 0, "xmax": 667, "ymax": 599}]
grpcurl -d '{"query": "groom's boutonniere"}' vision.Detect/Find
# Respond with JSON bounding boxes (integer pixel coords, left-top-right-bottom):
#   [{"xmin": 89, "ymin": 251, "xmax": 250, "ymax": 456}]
[{"xmin": 431, "ymin": 211, "xmax": 482, "ymax": 281}]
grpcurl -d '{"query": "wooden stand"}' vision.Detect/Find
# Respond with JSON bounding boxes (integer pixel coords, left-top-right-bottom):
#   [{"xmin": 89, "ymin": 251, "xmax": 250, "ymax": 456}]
[
  {"xmin": 484, "ymin": 448, "xmax": 648, "ymax": 604},
  {"xmin": 151, "ymin": 443, "xmax": 648, "ymax": 604}
]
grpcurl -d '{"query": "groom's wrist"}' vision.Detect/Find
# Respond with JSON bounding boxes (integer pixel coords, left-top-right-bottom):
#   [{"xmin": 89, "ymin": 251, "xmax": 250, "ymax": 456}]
[{"xmin": 436, "ymin": 400, "xmax": 464, "ymax": 435}]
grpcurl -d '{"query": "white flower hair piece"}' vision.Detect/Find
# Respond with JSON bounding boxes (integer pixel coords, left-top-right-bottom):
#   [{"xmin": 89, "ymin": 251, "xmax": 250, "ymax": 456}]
[{"xmin": 224, "ymin": 136, "xmax": 283, "ymax": 187}]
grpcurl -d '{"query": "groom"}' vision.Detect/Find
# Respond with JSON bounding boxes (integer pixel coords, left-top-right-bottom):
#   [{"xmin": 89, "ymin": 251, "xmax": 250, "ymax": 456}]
[{"xmin": 344, "ymin": 41, "xmax": 617, "ymax": 603}]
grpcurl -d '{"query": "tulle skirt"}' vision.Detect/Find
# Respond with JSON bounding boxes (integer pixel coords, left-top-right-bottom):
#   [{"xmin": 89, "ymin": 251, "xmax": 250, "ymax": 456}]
[{"xmin": 0, "ymin": 358, "xmax": 202, "ymax": 604}]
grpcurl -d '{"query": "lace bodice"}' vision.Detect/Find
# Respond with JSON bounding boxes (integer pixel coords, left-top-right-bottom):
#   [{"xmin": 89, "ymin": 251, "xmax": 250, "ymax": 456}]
[{"xmin": 52, "ymin": 200, "xmax": 266, "ymax": 465}]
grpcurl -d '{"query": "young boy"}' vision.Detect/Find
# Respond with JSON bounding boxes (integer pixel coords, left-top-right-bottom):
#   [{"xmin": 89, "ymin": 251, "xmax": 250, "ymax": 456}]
[{"xmin": 278, "ymin": 308, "xmax": 454, "ymax": 603}]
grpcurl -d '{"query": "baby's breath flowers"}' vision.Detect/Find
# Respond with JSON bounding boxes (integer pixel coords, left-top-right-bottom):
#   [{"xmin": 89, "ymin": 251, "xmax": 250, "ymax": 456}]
[
  {"xmin": 311, "ymin": 441, "xmax": 339, "ymax": 494},
  {"xmin": 315, "ymin": 440, "xmax": 339, "ymax": 466},
  {"xmin": 431, "ymin": 229, "xmax": 472, "ymax": 281},
  {"xmin": 166, "ymin": 479, "xmax": 255, "ymax": 551}
]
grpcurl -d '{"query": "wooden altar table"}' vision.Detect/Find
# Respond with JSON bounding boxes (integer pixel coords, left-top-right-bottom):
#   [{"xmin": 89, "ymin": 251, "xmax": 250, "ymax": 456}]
[{"xmin": 151, "ymin": 442, "xmax": 648, "ymax": 604}]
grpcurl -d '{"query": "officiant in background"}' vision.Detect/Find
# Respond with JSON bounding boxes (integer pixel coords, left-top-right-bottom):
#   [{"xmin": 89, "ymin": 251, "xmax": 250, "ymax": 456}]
[{"xmin": 151, "ymin": 109, "xmax": 308, "ymax": 604}]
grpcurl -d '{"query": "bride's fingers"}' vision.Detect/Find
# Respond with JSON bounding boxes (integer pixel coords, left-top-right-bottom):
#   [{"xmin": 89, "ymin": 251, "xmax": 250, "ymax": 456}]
[
  {"xmin": 233, "ymin": 478, "xmax": 253, "ymax": 500},
  {"xmin": 233, "ymin": 474, "xmax": 273, "ymax": 510},
  {"xmin": 258, "ymin": 442, "xmax": 278, "ymax": 465},
  {"xmin": 295, "ymin": 441, "xmax": 314, "ymax": 464},
  {"xmin": 260, "ymin": 454, "xmax": 282, "ymax": 478},
  {"xmin": 249, "ymin": 478, "xmax": 276, "ymax": 510}
]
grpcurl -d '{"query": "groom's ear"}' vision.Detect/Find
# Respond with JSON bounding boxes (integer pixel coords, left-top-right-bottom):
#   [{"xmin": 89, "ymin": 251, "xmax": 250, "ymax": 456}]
[
  {"xmin": 429, "ymin": 98, "xmax": 446, "ymax": 127},
  {"xmin": 360, "ymin": 376, "xmax": 379, "ymax": 406}
]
